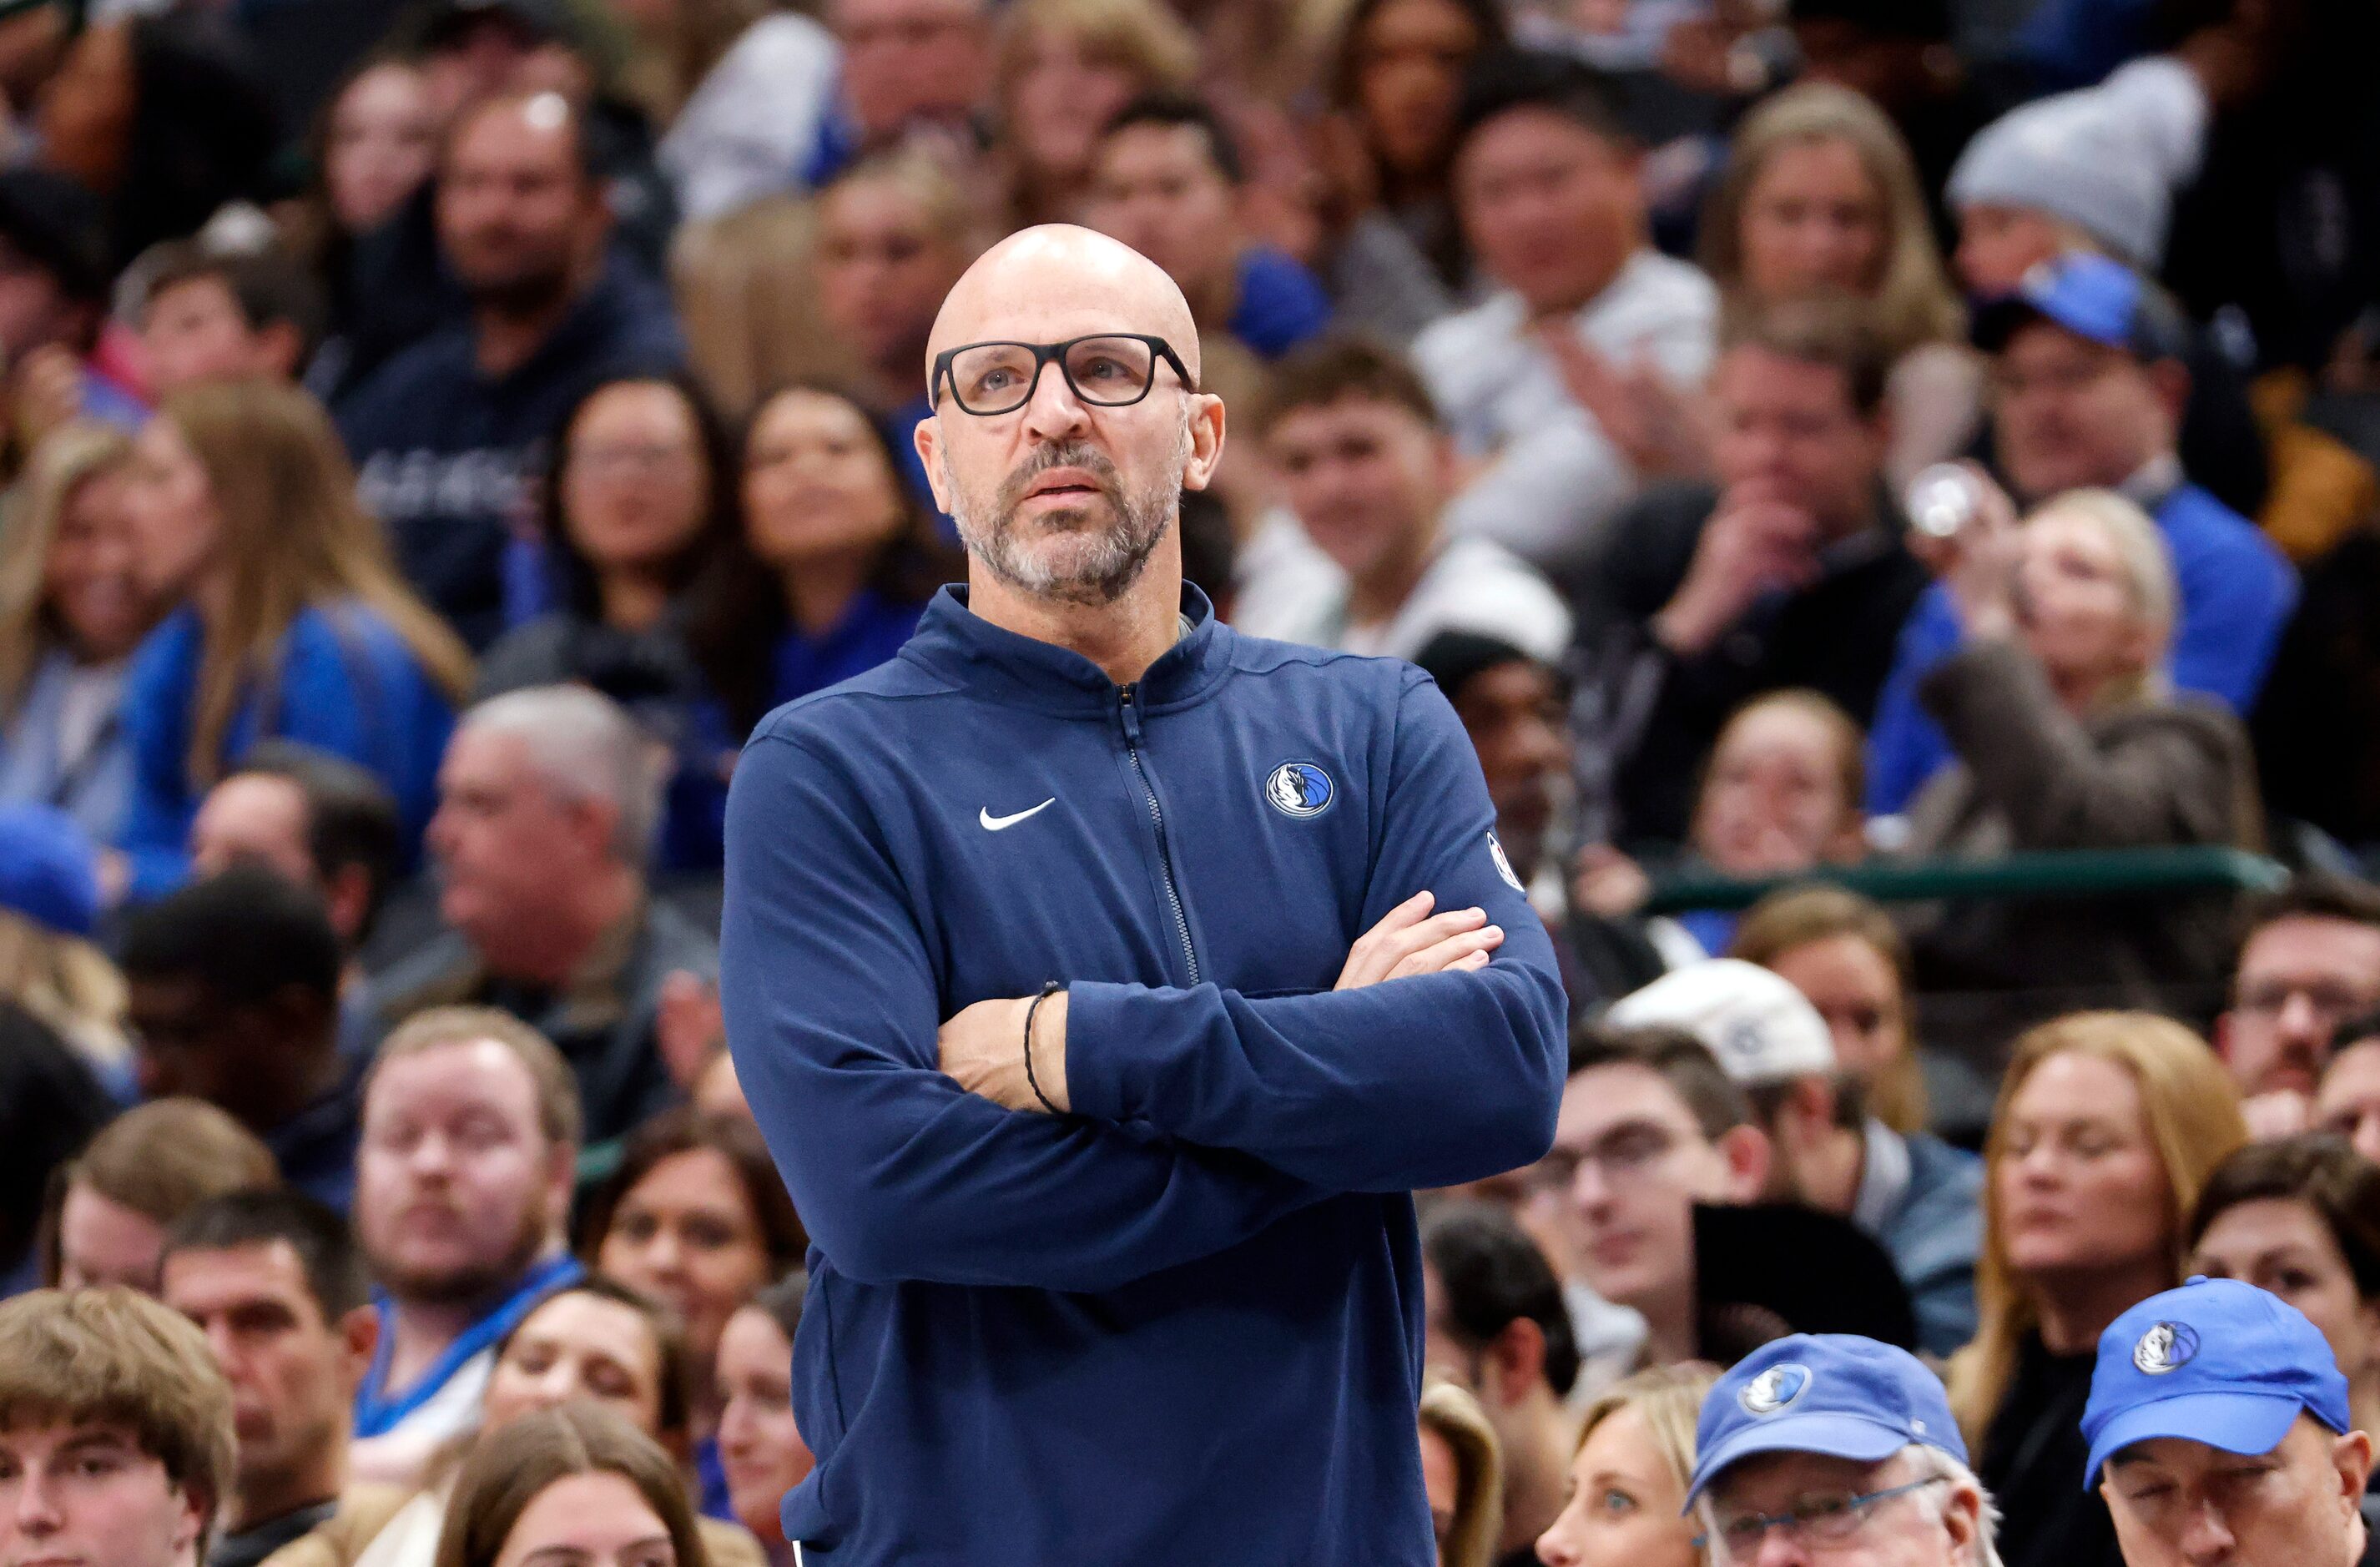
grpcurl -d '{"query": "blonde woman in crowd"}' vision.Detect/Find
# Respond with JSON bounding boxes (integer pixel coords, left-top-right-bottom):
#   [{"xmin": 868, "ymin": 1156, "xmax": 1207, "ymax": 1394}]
[
  {"xmin": 1419, "ymin": 1375, "xmax": 1505, "ymax": 1567},
  {"xmin": 1698, "ymin": 83, "xmax": 1978, "ymax": 486},
  {"xmin": 0, "ymin": 422, "xmax": 153, "ymax": 841},
  {"xmin": 1947, "ymin": 1011, "xmax": 2245, "ymax": 1567},
  {"xmin": 1535, "ymin": 1362, "xmax": 1718, "ymax": 1567},
  {"xmin": 430, "ymin": 1403, "xmax": 712, "ymax": 1567},
  {"xmin": 112, "ymin": 379, "xmax": 471, "ymax": 899},
  {"xmin": 992, "ymin": 0, "xmax": 1200, "ymax": 229}
]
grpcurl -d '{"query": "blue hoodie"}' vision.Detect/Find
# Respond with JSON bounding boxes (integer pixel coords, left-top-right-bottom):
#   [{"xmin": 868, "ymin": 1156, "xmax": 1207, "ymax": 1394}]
[{"xmin": 719, "ymin": 584, "xmax": 1567, "ymax": 1565}]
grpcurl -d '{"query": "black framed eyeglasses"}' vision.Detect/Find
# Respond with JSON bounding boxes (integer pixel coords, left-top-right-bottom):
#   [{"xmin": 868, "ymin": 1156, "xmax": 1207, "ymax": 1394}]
[{"xmin": 931, "ymin": 334, "xmax": 1195, "ymax": 416}]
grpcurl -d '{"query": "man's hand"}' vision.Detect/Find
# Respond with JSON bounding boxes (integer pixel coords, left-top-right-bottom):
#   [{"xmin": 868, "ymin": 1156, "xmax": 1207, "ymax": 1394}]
[
  {"xmin": 1535, "ymin": 324, "xmax": 1709, "ymax": 481},
  {"xmin": 1335, "ymin": 890, "xmax": 1504, "ymax": 989},
  {"xmin": 1652, "ymin": 480, "xmax": 1819, "ymax": 656},
  {"xmin": 940, "ymin": 992, "xmax": 1070, "ymax": 1113},
  {"xmin": 1908, "ymin": 461, "xmax": 2023, "ymax": 641}
]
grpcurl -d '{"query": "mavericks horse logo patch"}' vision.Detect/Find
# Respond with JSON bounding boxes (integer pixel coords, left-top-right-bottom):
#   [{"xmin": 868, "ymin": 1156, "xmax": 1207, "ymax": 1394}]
[{"xmin": 1266, "ymin": 762, "xmax": 1334, "ymax": 818}]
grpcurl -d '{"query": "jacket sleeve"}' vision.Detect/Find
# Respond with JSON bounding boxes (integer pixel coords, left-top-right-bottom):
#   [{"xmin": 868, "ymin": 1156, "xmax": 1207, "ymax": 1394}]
[
  {"xmin": 1917, "ymin": 638, "xmax": 2246, "ymax": 848},
  {"xmin": 719, "ymin": 729, "xmax": 1329, "ymax": 1293},
  {"xmin": 1062, "ymin": 673, "xmax": 1570, "ymax": 1193}
]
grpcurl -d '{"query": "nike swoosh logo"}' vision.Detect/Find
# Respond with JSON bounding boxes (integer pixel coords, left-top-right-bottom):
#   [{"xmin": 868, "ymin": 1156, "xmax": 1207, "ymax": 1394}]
[{"xmin": 980, "ymin": 799, "xmax": 1056, "ymax": 831}]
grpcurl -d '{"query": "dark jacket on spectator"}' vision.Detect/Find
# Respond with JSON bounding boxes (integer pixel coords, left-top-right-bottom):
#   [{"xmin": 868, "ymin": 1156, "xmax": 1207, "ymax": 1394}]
[
  {"xmin": 1580, "ymin": 481, "xmax": 1929, "ymax": 846},
  {"xmin": 335, "ymin": 254, "xmax": 685, "ymax": 651},
  {"xmin": 1898, "ymin": 639, "xmax": 2262, "ymax": 1052},
  {"xmin": 1980, "ymin": 1333, "xmax": 2123, "ymax": 1567},
  {"xmin": 371, "ymin": 896, "xmax": 715, "ymax": 1145}
]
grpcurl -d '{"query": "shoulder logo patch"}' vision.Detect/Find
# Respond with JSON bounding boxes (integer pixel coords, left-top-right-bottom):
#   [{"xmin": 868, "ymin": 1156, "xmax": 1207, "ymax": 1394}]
[
  {"xmin": 1266, "ymin": 761, "xmax": 1334, "ymax": 819},
  {"xmin": 1488, "ymin": 831, "xmax": 1525, "ymax": 893}
]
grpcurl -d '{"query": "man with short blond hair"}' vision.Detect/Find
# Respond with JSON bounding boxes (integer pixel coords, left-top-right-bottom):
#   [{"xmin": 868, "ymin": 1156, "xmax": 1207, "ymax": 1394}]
[{"xmin": 0, "ymin": 1287, "xmax": 238, "ymax": 1567}]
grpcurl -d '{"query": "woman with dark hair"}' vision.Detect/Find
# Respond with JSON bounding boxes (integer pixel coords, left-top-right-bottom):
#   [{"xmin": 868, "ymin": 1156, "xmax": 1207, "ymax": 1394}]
[
  {"xmin": 478, "ymin": 371, "xmax": 748, "ymax": 871},
  {"xmin": 688, "ymin": 384, "xmax": 957, "ymax": 739},
  {"xmin": 2189, "ymin": 1134, "xmax": 2380, "ymax": 1446},
  {"xmin": 581, "ymin": 1106, "xmax": 805, "ymax": 1519},
  {"xmin": 713, "ymin": 1274, "xmax": 810, "ymax": 1567},
  {"xmin": 1311, "ymin": 0, "xmax": 1507, "ymax": 340}
]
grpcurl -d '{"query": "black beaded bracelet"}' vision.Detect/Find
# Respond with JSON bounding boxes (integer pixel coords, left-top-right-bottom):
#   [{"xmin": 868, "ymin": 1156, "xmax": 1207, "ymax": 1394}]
[{"xmin": 1023, "ymin": 980, "xmax": 1065, "ymax": 1114}]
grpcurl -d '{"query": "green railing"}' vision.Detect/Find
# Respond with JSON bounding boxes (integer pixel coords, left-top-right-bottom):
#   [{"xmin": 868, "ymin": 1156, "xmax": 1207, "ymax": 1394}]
[{"xmin": 1640, "ymin": 844, "xmax": 2288, "ymax": 915}]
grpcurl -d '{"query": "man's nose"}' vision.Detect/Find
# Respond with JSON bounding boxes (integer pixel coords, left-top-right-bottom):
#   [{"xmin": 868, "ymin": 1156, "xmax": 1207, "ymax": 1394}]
[
  {"xmin": 2275, "ymin": 992, "xmax": 2329, "ymax": 1050},
  {"xmin": 11, "ymin": 1464, "xmax": 65, "ymax": 1534},
  {"xmin": 1018, "ymin": 361, "xmax": 1092, "ymax": 444},
  {"xmin": 2176, "ymin": 1496, "xmax": 2236, "ymax": 1564}
]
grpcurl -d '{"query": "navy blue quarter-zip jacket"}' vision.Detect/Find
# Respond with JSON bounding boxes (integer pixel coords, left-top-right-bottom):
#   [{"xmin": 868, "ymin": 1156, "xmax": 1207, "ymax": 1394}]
[{"xmin": 719, "ymin": 583, "xmax": 1568, "ymax": 1565}]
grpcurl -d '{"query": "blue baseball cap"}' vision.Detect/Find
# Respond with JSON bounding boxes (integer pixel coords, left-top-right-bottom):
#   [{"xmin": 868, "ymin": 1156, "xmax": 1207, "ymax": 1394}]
[
  {"xmin": 0, "ymin": 804, "xmax": 99, "ymax": 938},
  {"xmin": 2081, "ymin": 1277, "xmax": 2353, "ymax": 1489},
  {"xmin": 1972, "ymin": 251, "xmax": 2190, "ymax": 363},
  {"xmin": 1686, "ymin": 1335, "xmax": 1967, "ymax": 1505}
]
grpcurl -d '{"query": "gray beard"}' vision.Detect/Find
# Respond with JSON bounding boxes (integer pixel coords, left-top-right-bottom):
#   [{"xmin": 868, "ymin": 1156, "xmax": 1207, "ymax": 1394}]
[{"xmin": 947, "ymin": 430, "xmax": 1186, "ymax": 607}]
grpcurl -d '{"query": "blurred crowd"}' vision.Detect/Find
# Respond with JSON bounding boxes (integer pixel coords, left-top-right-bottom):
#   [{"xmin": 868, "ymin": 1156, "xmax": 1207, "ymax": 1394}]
[{"xmin": 3, "ymin": 0, "xmax": 2380, "ymax": 1562}]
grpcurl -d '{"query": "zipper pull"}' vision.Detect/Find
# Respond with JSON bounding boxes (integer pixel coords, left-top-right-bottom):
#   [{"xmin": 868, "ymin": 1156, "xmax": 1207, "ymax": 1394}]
[{"xmin": 1118, "ymin": 684, "xmax": 1142, "ymax": 743}]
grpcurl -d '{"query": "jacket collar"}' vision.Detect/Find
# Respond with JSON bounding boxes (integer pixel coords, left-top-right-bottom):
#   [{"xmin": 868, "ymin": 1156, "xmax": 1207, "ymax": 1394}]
[{"xmin": 904, "ymin": 581, "xmax": 1233, "ymax": 718}]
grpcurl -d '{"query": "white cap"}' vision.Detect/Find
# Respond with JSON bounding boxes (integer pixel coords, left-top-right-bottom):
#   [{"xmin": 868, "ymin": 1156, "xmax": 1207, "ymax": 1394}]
[{"xmin": 1606, "ymin": 959, "xmax": 1836, "ymax": 1085}]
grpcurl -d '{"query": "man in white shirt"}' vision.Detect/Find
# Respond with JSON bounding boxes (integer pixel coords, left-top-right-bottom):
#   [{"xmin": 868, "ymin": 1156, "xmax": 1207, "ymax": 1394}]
[
  {"xmin": 1414, "ymin": 48, "xmax": 1717, "ymax": 581},
  {"xmin": 1243, "ymin": 332, "xmax": 1570, "ymax": 665}
]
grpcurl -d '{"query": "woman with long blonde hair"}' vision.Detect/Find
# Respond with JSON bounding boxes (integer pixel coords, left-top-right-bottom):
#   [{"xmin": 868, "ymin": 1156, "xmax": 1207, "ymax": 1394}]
[
  {"xmin": 1535, "ymin": 1362, "xmax": 1718, "ymax": 1567},
  {"xmin": 0, "ymin": 422, "xmax": 157, "ymax": 841},
  {"xmin": 992, "ymin": 0, "xmax": 1200, "ymax": 229},
  {"xmin": 113, "ymin": 378, "xmax": 471, "ymax": 898},
  {"xmin": 1418, "ymin": 1374, "xmax": 1503, "ymax": 1567},
  {"xmin": 1699, "ymin": 83, "xmax": 1978, "ymax": 486},
  {"xmin": 1946, "ymin": 1011, "xmax": 2245, "ymax": 1567}
]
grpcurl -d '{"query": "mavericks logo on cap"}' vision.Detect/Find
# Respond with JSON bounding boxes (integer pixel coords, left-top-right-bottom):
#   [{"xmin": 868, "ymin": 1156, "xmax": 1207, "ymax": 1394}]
[
  {"xmin": 1739, "ymin": 1364, "xmax": 1811, "ymax": 1417},
  {"xmin": 2133, "ymin": 1322, "xmax": 2201, "ymax": 1376}
]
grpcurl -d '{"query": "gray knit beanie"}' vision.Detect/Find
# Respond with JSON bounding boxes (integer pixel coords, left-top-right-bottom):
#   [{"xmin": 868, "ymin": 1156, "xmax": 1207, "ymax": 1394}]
[{"xmin": 1947, "ymin": 86, "xmax": 2173, "ymax": 270}]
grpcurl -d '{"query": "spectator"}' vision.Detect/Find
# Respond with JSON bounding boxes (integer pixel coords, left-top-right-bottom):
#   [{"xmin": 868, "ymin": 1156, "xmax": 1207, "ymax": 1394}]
[
  {"xmin": 579, "ymin": 1106, "xmax": 805, "ymax": 1519},
  {"xmin": 0, "ymin": 802, "xmax": 132, "ymax": 1090},
  {"xmin": 1551, "ymin": 1025, "xmax": 1769, "ymax": 1369},
  {"xmin": 188, "ymin": 741, "xmax": 403, "ymax": 1056},
  {"xmin": 1083, "ymin": 92, "xmax": 1333, "ymax": 361},
  {"xmin": 1732, "ymin": 883, "xmax": 1999, "ymax": 1148},
  {"xmin": 349, "ymin": 1007, "xmax": 583, "ymax": 1487},
  {"xmin": 990, "ymin": 0, "xmax": 1200, "ymax": 231},
  {"xmin": 1864, "ymin": 254, "xmax": 2297, "ymax": 815},
  {"xmin": 2320, "ymin": 1027, "xmax": 2380, "ymax": 1166},
  {"xmin": 1698, "ymin": 83, "xmax": 1979, "ymax": 487},
  {"xmin": 808, "ymin": 149, "xmax": 980, "ymax": 518},
  {"xmin": 804, "ymin": 0, "xmax": 993, "ymax": 189},
  {"xmin": 139, "ymin": 244, "xmax": 325, "ymax": 398},
  {"xmin": 1686, "ymin": 1333, "xmax": 2004, "ymax": 1567},
  {"xmin": 338, "ymin": 91, "xmax": 686, "ymax": 651},
  {"xmin": 0, "ymin": 423, "xmax": 153, "ymax": 842},
  {"xmin": 298, "ymin": 57, "xmax": 442, "ymax": 406},
  {"xmin": 158, "ymin": 1191, "xmax": 376, "ymax": 1567},
  {"xmin": 713, "ymin": 1275, "xmax": 811, "ymax": 1567},
  {"xmin": 1782, "ymin": 0, "xmax": 1994, "ymax": 226},
  {"xmin": 2216, "ymin": 878, "xmax": 2380, "ymax": 1135},
  {"xmin": 2189, "ymin": 1135, "xmax": 2380, "ymax": 1444},
  {"xmin": 642, "ymin": 0, "xmax": 837, "ymax": 224},
  {"xmin": 0, "ymin": 1000, "xmax": 114, "ymax": 1295},
  {"xmin": 1414, "ymin": 48, "xmax": 1717, "ymax": 581},
  {"xmin": 1309, "ymin": 0, "xmax": 1506, "ymax": 344},
  {"xmin": 0, "ymin": 167, "xmax": 146, "ymax": 441},
  {"xmin": 316, "ymin": 58, "xmax": 439, "ymax": 241},
  {"xmin": 1533, "ymin": 1361, "xmax": 1716, "ymax": 1567},
  {"xmin": 1417, "ymin": 1376, "xmax": 1502, "ymax": 1567},
  {"xmin": 0, "ymin": 1286, "xmax": 235, "ymax": 1567},
  {"xmin": 690, "ymin": 383, "xmax": 953, "ymax": 745},
  {"xmin": 1608, "ymin": 959, "xmax": 1984, "ymax": 1357},
  {"xmin": 1576, "ymin": 689, "xmax": 1869, "ymax": 959},
  {"xmin": 430, "ymin": 1403, "xmax": 708, "ymax": 1567},
  {"xmin": 110, "ymin": 379, "xmax": 471, "ymax": 898},
  {"xmin": 1242, "ymin": 333, "xmax": 1569, "ymax": 662},
  {"xmin": 1895, "ymin": 487, "xmax": 2265, "ymax": 1041},
  {"xmin": 1942, "ymin": 71, "xmax": 2272, "ymax": 527},
  {"xmin": 42, "ymin": 1098, "xmax": 277, "ymax": 1292},
  {"xmin": 1420, "ymin": 1202, "xmax": 1578, "ymax": 1567},
  {"xmin": 474, "ymin": 372, "xmax": 742, "ymax": 871},
  {"xmin": 1947, "ymin": 1011, "xmax": 2246, "ymax": 1567},
  {"xmin": 2085, "ymin": 1278, "xmax": 2374, "ymax": 1567},
  {"xmin": 325, "ymin": 1277, "xmax": 766, "ymax": 1567},
  {"xmin": 119, "ymin": 868, "xmax": 363, "ymax": 1211},
  {"xmin": 1581, "ymin": 300, "xmax": 1925, "ymax": 846},
  {"xmin": 374, "ymin": 688, "xmax": 715, "ymax": 1142}
]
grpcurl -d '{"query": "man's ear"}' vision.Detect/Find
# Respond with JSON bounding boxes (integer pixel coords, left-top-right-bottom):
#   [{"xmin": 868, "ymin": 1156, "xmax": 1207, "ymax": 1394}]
[
  {"xmin": 324, "ymin": 863, "xmax": 373, "ymax": 950},
  {"xmin": 2211, "ymin": 1009, "xmax": 2238, "ymax": 1066},
  {"xmin": 1715, "ymin": 1123, "xmax": 1772, "ymax": 1201},
  {"xmin": 1180, "ymin": 393, "xmax": 1228, "ymax": 493},
  {"xmin": 2333, "ymin": 1429, "xmax": 2374, "ymax": 1513},
  {"xmin": 337, "ymin": 1302, "xmax": 381, "ymax": 1394},
  {"xmin": 915, "ymin": 413, "xmax": 955, "ymax": 516},
  {"xmin": 1939, "ymin": 1474, "xmax": 1983, "ymax": 1553},
  {"xmin": 256, "ymin": 320, "xmax": 305, "ymax": 380},
  {"xmin": 2147, "ymin": 358, "xmax": 2191, "ymax": 426},
  {"xmin": 1485, "ymin": 1315, "xmax": 1548, "ymax": 1408}
]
